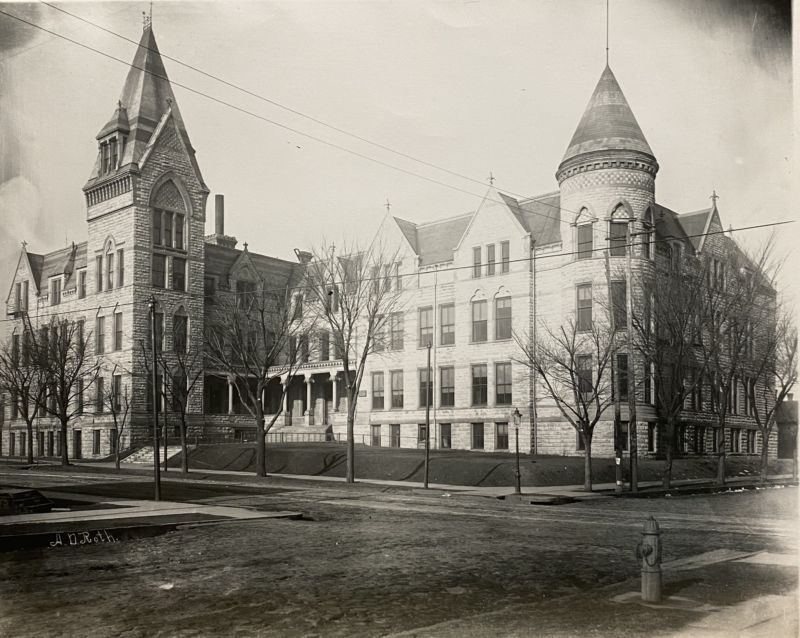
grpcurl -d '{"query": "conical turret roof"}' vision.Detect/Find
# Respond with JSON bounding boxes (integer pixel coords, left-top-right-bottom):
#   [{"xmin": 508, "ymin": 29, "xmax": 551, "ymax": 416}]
[{"xmin": 561, "ymin": 65, "xmax": 654, "ymax": 165}]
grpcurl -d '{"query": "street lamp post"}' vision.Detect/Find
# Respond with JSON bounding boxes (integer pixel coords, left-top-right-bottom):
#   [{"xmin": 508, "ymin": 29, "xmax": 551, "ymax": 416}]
[
  {"xmin": 512, "ymin": 408, "xmax": 522, "ymax": 495},
  {"xmin": 148, "ymin": 296, "xmax": 161, "ymax": 502},
  {"xmin": 424, "ymin": 341, "xmax": 431, "ymax": 489}
]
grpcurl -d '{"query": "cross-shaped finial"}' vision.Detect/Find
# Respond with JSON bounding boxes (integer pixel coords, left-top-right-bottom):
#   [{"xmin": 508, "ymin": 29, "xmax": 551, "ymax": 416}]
[
  {"xmin": 488, "ymin": 171, "xmax": 495, "ymax": 186},
  {"xmin": 243, "ymin": 242, "xmax": 248, "ymax": 251},
  {"xmin": 21, "ymin": 240, "xmax": 27, "ymax": 248},
  {"xmin": 166, "ymin": 97, "xmax": 173, "ymax": 108},
  {"xmin": 385, "ymin": 198, "xmax": 391, "ymax": 213},
  {"xmin": 710, "ymin": 190, "xmax": 719, "ymax": 205},
  {"xmin": 142, "ymin": 10, "xmax": 151, "ymax": 30},
  {"xmin": 117, "ymin": 100, "xmax": 123, "ymax": 110}
]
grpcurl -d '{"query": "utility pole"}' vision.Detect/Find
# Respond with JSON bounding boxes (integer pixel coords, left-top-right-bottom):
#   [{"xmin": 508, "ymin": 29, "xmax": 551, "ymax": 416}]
[
  {"xmin": 604, "ymin": 249, "xmax": 624, "ymax": 493},
  {"xmin": 627, "ymin": 219, "xmax": 639, "ymax": 493},
  {"xmin": 148, "ymin": 296, "xmax": 161, "ymax": 501},
  {"xmin": 424, "ymin": 341, "xmax": 431, "ymax": 489}
]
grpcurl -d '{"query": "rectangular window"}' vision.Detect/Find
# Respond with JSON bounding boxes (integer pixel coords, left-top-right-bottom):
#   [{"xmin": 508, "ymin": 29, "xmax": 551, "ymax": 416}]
[
  {"xmin": 106, "ymin": 252, "xmax": 114, "ymax": 290},
  {"xmin": 391, "ymin": 424, "xmax": 401, "ymax": 448},
  {"xmin": 496, "ymin": 422, "xmax": 509, "ymax": 450},
  {"xmin": 153, "ymin": 312, "xmax": 164, "ymax": 351},
  {"xmin": 96, "ymin": 316, "xmax": 106, "ymax": 354},
  {"xmin": 418, "ymin": 307, "xmax": 433, "ymax": 347},
  {"xmin": 50, "ymin": 278, "xmax": 61, "ymax": 306},
  {"xmin": 611, "ymin": 281, "xmax": 626, "ymax": 329},
  {"xmin": 747, "ymin": 430, "xmax": 756, "ymax": 454},
  {"xmin": 175, "ymin": 214, "xmax": 185, "ymax": 250},
  {"xmin": 372, "ymin": 372, "xmax": 385, "ymax": 410},
  {"xmin": 387, "ymin": 313, "xmax": 403, "ymax": 350},
  {"xmin": 153, "ymin": 210, "xmax": 162, "ymax": 246},
  {"xmin": 92, "ymin": 429, "xmax": 101, "ymax": 456},
  {"xmin": 419, "ymin": 368, "xmax": 432, "ymax": 408},
  {"xmin": 617, "ymin": 353, "xmax": 628, "ymax": 402},
  {"xmin": 173, "ymin": 315, "xmax": 188, "ymax": 354},
  {"xmin": 9, "ymin": 433, "xmax": 15, "ymax": 456},
  {"xmin": 390, "ymin": 371, "xmax": 404, "ymax": 409},
  {"xmin": 440, "ymin": 304, "xmax": 455, "ymax": 345},
  {"xmin": 320, "ymin": 332, "xmax": 330, "ymax": 361},
  {"xmin": 501, "ymin": 241, "xmax": 510, "ymax": 273},
  {"xmin": 204, "ymin": 276, "xmax": 216, "ymax": 302},
  {"xmin": 95, "ymin": 377, "xmax": 104, "ymax": 413},
  {"xmin": 371, "ymin": 425, "xmax": 381, "ymax": 447},
  {"xmin": 471, "ymin": 422, "xmax": 484, "ymax": 450},
  {"xmin": 112, "ymin": 374, "xmax": 122, "ymax": 411},
  {"xmin": 114, "ymin": 312, "xmax": 123, "ymax": 351},
  {"xmin": 576, "ymin": 284, "xmax": 592, "ymax": 331},
  {"xmin": 577, "ymin": 224, "xmax": 593, "ymax": 259},
  {"xmin": 472, "ymin": 246, "xmax": 481, "ymax": 278},
  {"xmin": 440, "ymin": 366, "xmax": 455, "ymax": 407},
  {"xmin": 77, "ymin": 379, "xmax": 84, "ymax": 415},
  {"xmin": 472, "ymin": 300, "xmax": 488, "ymax": 342},
  {"xmin": 78, "ymin": 271, "xmax": 86, "ymax": 299},
  {"xmin": 418, "ymin": 424, "xmax": 428, "ymax": 445},
  {"xmin": 495, "ymin": 297, "xmax": 512, "ymax": 340},
  {"xmin": 110, "ymin": 429, "xmax": 118, "ymax": 455},
  {"xmin": 731, "ymin": 428, "xmax": 741, "ymax": 453},
  {"xmin": 577, "ymin": 355, "xmax": 593, "ymax": 398},
  {"xmin": 152, "ymin": 254, "xmax": 166, "ymax": 288},
  {"xmin": 440, "ymin": 423, "xmax": 451, "ymax": 449},
  {"xmin": 609, "ymin": 221, "xmax": 627, "ymax": 256},
  {"xmin": 109, "ymin": 138, "xmax": 117, "ymax": 169},
  {"xmin": 647, "ymin": 422, "xmax": 656, "ymax": 453},
  {"xmin": 172, "ymin": 257, "xmax": 186, "ymax": 291},
  {"xmin": 495, "ymin": 362, "xmax": 512, "ymax": 405},
  {"xmin": 644, "ymin": 362, "xmax": 652, "ymax": 405},
  {"xmin": 19, "ymin": 432, "xmax": 26, "ymax": 458},
  {"xmin": 73, "ymin": 430, "xmax": 82, "ymax": 460},
  {"xmin": 22, "ymin": 280, "xmax": 28, "ymax": 311},
  {"xmin": 96, "ymin": 255, "xmax": 103, "ymax": 292},
  {"xmin": 117, "ymin": 249, "xmax": 125, "ymax": 287},
  {"xmin": 14, "ymin": 281, "xmax": 21, "ymax": 311},
  {"xmin": 487, "ymin": 244, "xmax": 496, "ymax": 276},
  {"xmin": 164, "ymin": 211, "xmax": 173, "ymax": 248},
  {"xmin": 471, "ymin": 364, "xmax": 487, "ymax": 405},
  {"xmin": 619, "ymin": 421, "xmax": 630, "ymax": 452}
]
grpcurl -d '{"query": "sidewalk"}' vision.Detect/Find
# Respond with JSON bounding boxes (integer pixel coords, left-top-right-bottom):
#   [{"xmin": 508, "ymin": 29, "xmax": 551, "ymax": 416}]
[{"xmin": 52, "ymin": 460, "xmax": 795, "ymax": 501}]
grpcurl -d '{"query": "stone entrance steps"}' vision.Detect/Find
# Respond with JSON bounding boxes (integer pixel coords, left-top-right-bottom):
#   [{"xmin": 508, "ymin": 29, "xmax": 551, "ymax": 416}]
[{"xmin": 126, "ymin": 446, "xmax": 186, "ymax": 464}]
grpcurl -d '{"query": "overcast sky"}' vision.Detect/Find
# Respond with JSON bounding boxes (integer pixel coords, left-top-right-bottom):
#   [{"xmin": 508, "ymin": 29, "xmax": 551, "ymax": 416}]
[{"xmin": 0, "ymin": 0, "xmax": 794, "ymax": 306}]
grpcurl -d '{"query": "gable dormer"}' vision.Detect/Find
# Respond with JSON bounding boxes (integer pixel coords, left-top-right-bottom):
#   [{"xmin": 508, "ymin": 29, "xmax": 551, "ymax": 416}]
[{"xmin": 95, "ymin": 101, "xmax": 130, "ymax": 178}]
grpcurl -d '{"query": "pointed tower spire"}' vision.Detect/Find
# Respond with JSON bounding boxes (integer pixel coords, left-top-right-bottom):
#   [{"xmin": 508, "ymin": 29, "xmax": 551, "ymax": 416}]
[{"xmin": 557, "ymin": 65, "xmax": 658, "ymax": 182}]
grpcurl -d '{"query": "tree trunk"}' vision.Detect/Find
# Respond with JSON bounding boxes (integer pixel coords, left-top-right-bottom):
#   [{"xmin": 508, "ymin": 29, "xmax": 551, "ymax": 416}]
[
  {"xmin": 179, "ymin": 417, "xmax": 189, "ymax": 475},
  {"xmin": 582, "ymin": 431, "xmax": 593, "ymax": 492},
  {"xmin": 26, "ymin": 420, "xmax": 34, "ymax": 465},
  {"xmin": 163, "ymin": 420, "xmax": 169, "ymax": 473},
  {"xmin": 759, "ymin": 430, "xmax": 769, "ymax": 483},
  {"xmin": 60, "ymin": 420, "xmax": 69, "ymax": 466},
  {"xmin": 793, "ymin": 426, "xmax": 799, "ymax": 481},
  {"xmin": 662, "ymin": 418, "xmax": 673, "ymax": 490},
  {"xmin": 717, "ymin": 429, "xmax": 726, "ymax": 486},
  {"xmin": 346, "ymin": 399, "xmax": 356, "ymax": 484},
  {"xmin": 255, "ymin": 414, "xmax": 267, "ymax": 478},
  {"xmin": 115, "ymin": 446, "xmax": 120, "ymax": 471}
]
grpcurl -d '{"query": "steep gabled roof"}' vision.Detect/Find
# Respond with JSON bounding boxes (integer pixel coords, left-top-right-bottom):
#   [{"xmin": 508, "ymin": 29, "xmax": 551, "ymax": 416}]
[
  {"xmin": 393, "ymin": 216, "xmax": 418, "ymax": 253},
  {"xmin": 562, "ymin": 65, "xmax": 654, "ymax": 165},
  {"xmin": 678, "ymin": 207, "xmax": 713, "ymax": 251},
  {"xmin": 651, "ymin": 203, "xmax": 693, "ymax": 250},
  {"xmin": 416, "ymin": 214, "xmax": 472, "ymax": 266},
  {"xmin": 205, "ymin": 243, "xmax": 299, "ymax": 287},
  {"xmin": 499, "ymin": 191, "xmax": 562, "ymax": 246}
]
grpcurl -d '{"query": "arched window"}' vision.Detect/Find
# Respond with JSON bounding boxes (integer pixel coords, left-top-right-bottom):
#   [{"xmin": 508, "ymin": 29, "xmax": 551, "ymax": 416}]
[
  {"xmin": 576, "ymin": 207, "xmax": 593, "ymax": 260},
  {"xmin": 152, "ymin": 180, "xmax": 188, "ymax": 291},
  {"xmin": 643, "ymin": 207, "xmax": 654, "ymax": 259},
  {"xmin": 173, "ymin": 308, "xmax": 188, "ymax": 354},
  {"xmin": 609, "ymin": 204, "xmax": 628, "ymax": 257}
]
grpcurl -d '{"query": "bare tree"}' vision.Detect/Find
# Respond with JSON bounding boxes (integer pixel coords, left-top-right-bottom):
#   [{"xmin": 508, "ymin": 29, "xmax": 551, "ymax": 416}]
[
  {"xmin": 629, "ymin": 253, "xmax": 708, "ymax": 489},
  {"xmin": 101, "ymin": 363, "xmax": 131, "ymax": 471},
  {"xmin": 304, "ymin": 240, "xmax": 403, "ymax": 484},
  {"xmin": 159, "ymin": 323, "xmax": 204, "ymax": 475},
  {"xmin": 0, "ymin": 327, "xmax": 45, "ymax": 463},
  {"xmin": 205, "ymin": 278, "xmax": 306, "ymax": 478},
  {"xmin": 37, "ymin": 318, "xmax": 100, "ymax": 466},
  {"xmin": 515, "ymin": 317, "xmax": 615, "ymax": 492}
]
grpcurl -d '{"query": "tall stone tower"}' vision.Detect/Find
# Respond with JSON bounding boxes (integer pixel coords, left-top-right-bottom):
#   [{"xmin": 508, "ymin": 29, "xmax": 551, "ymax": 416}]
[
  {"xmin": 82, "ymin": 23, "xmax": 209, "ymax": 432},
  {"xmin": 556, "ymin": 65, "xmax": 658, "ymax": 253}
]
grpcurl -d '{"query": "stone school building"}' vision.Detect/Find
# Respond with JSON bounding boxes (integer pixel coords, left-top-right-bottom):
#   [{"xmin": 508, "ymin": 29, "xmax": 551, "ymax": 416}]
[{"xmin": 2, "ymin": 25, "xmax": 771, "ymax": 461}]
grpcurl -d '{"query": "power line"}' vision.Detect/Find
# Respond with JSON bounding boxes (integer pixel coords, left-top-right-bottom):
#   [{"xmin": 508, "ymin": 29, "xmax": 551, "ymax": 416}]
[
  {"xmin": 2, "ymin": 5, "xmax": 602, "ymax": 241},
  {"xmin": 1, "ymin": 219, "xmax": 792, "ymax": 325}
]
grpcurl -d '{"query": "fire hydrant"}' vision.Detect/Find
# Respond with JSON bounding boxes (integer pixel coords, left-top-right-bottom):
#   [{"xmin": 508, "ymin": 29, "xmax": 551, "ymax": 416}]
[{"xmin": 635, "ymin": 515, "xmax": 662, "ymax": 603}]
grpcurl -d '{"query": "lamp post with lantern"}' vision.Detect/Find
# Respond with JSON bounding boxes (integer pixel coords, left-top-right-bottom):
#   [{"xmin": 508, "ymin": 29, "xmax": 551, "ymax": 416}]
[{"xmin": 512, "ymin": 408, "xmax": 522, "ymax": 494}]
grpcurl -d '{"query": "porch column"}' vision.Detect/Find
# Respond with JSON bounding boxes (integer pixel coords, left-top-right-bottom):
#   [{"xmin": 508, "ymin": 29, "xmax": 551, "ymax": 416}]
[
  {"xmin": 305, "ymin": 376, "xmax": 314, "ymax": 425},
  {"xmin": 227, "ymin": 377, "xmax": 234, "ymax": 415},
  {"xmin": 281, "ymin": 377, "xmax": 289, "ymax": 414},
  {"xmin": 331, "ymin": 372, "xmax": 338, "ymax": 412}
]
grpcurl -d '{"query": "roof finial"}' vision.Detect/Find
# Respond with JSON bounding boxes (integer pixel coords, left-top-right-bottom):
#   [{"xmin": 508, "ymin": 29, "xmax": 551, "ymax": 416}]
[
  {"xmin": 710, "ymin": 189, "xmax": 719, "ymax": 206},
  {"xmin": 605, "ymin": 0, "xmax": 610, "ymax": 66},
  {"xmin": 166, "ymin": 97, "xmax": 173, "ymax": 108},
  {"xmin": 143, "ymin": 2, "xmax": 152, "ymax": 31},
  {"xmin": 385, "ymin": 198, "xmax": 391, "ymax": 213},
  {"xmin": 21, "ymin": 240, "xmax": 27, "ymax": 249},
  {"xmin": 488, "ymin": 171, "xmax": 495, "ymax": 186},
  {"xmin": 243, "ymin": 242, "xmax": 248, "ymax": 251}
]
